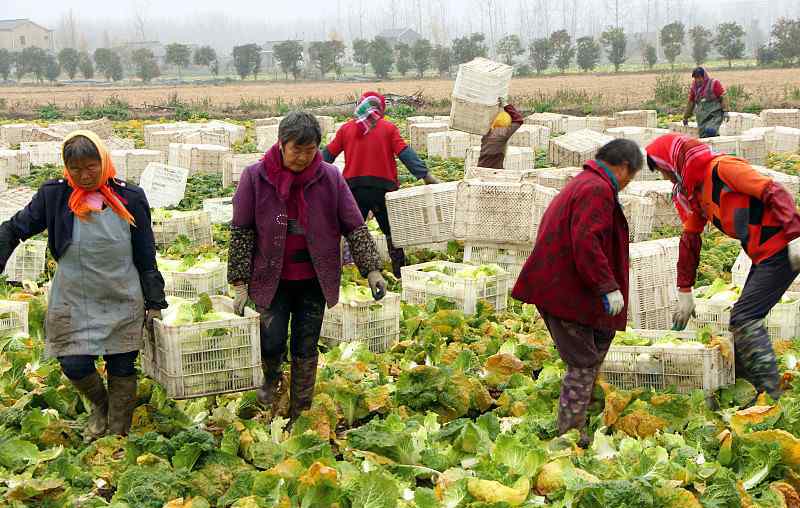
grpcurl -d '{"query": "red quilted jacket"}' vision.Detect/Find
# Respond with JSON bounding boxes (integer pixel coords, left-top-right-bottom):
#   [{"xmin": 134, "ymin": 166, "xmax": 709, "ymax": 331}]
[{"xmin": 512, "ymin": 161, "xmax": 630, "ymax": 331}]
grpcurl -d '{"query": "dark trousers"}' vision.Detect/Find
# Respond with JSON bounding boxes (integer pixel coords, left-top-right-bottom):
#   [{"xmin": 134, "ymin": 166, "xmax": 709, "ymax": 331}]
[
  {"xmin": 349, "ymin": 186, "xmax": 405, "ymax": 276},
  {"xmin": 58, "ymin": 351, "xmax": 138, "ymax": 381},
  {"xmin": 257, "ymin": 279, "xmax": 326, "ymax": 361},
  {"xmin": 540, "ymin": 310, "xmax": 615, "ymax": 436}
]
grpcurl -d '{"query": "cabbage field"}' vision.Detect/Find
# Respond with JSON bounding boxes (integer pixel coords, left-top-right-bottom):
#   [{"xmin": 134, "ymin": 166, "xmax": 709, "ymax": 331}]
[{"xmin": 2, "ymin": 118, "xmax": 800, "ymax": 508}]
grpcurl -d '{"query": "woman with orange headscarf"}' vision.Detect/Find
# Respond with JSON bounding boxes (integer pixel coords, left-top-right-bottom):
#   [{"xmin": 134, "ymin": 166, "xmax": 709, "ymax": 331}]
[{"xmin": 0, "ymin": 130, "xmax": 167, "ymax": 440}]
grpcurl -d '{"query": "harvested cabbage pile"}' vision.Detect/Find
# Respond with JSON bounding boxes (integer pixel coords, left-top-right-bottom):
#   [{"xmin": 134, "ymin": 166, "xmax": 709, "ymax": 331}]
[
  {"xmin": 698, "ymin": 278, "xmax": 797, "ymax": 308},
  {"xmin": 420, "ymin": 263, "xmax": 505, "ymax": 280},
  {"xmin": 161, "ymin": 293, "xmax": 239, "ymax": 326}
]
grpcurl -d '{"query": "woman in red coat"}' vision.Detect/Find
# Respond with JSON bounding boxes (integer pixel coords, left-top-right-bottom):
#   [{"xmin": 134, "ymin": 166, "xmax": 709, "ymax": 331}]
[{"xmin": 512, "ymin": 139, "xmax": 644, "ymax": 445}]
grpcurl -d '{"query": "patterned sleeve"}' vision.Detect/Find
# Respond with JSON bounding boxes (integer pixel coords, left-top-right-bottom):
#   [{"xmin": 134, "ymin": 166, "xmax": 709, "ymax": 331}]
[
  {"xmin": 345, "ymin": 224, "xmax": 383, "ymax": 277},
  {"xmin": 227, "ymin": 226, "xmax": 255, "ymax": 284}
]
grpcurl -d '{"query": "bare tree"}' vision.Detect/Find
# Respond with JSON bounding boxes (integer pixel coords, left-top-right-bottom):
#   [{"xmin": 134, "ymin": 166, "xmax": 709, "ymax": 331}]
[
  {"xmin": 57, "ymin": 10, "xmax": 79, "ymax": 49},
  {"xmin": 131, "ymin": 0, "xmax": 150, "ymax": 42}
]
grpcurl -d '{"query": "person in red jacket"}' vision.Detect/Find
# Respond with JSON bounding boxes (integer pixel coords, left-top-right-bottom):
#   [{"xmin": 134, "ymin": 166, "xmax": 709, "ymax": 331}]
[
  {"xmin": 512, "ymin": 139, "xmax": 643, "ymax": 445},
  {"xmin": 477, "ymin": 100, "xmax": 524, "ymax": 169},
  {"xmin": 323, "ymin": 91, "xmax": 438, "ymax": 277},
  {"xmin": 646, "ymin": 133, "xmax": 800, "ymax": 400}
]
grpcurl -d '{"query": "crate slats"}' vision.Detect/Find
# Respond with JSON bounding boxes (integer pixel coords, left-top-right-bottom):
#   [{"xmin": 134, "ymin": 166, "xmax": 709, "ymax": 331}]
[
  {"xmin": 401, "ymin": 261, "xmax": 510, "ymax": 315},
  {"xmin": 321, "ymin": 292, "xmax": 401, "ymax": 352},
  {"xmin": 385, "ymin": 182, "xmax": 458, "ymax": 247}
]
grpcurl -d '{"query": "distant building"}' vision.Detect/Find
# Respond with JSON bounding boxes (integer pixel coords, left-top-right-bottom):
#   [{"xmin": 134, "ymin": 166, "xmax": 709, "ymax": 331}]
[
  {"xmin": 377, "ymin": 28, "xmax": 422, "ymax": 48},
  {"xmin": 0, "ymin": 19, "xmax": 54, "ymax": 52}
]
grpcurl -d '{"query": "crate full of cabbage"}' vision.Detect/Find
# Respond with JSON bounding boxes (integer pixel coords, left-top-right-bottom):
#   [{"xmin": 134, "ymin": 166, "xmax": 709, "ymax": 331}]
[
  {"xmin": 688, "ymin": 279, "xmax": 800, "ymax": 340},
  {"xmin": 600, "ymin": 329, "xmax": 735, "ymax": 395},
  {"xmin": 157, "ymin": 254, "xmax": 228, "ymax": 299},
  {"xmin": 142, "ymin": 294, "xmax": 262, "ymax": 399},
  {"xmin": 401, "ymin": 261, "xmax": 509, "ymax": 315},
  {"xmin": 321, "ymin": 284, "xmax": 400, "ymax": 353},
  {"xmin": 0, "ymin": 299, "xmax": 29, "ymax": 337}
]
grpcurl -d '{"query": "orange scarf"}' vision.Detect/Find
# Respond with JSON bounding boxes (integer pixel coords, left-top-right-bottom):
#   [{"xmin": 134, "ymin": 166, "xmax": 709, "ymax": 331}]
[{"xmin": 62, "ymin": 130, "xmax": 135, "ymax": 225}]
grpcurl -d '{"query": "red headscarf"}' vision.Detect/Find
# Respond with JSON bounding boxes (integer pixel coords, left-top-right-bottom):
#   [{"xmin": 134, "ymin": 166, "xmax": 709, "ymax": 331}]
[{"xmin": 646, "ymin": 133, "xmax": 717, "ymax": 220}]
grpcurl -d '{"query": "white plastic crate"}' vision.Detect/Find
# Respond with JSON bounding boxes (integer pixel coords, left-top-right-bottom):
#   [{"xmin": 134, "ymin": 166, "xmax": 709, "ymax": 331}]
[
  {"xmin": 623, "ymin": 180, "xmax": 680, "ymax": 228},
  {"xmin": 151, "ymin": 210, "xmax": 214, "ymax": 249},
  {"xmin": 426, "ymin": 131, "xmax": 471, "ymax": 159},
  {"xmin": 606, "ymin": 127, "xmax": 670, "ymax": 146},
  {"xmin": 548, "ymin": 130, "xmax": 613, "ymax": 167},
  {"xmin": 433, "ymin": 116, "xmax": 451, "ymax": 123},
  {"xmin": 316, "ymin": 116, "xmax": 335, "ymax": 137},
  {"xmin": 0, "ymin": 149, "xmax": 31, "ymax": 177},
  {"xmin": 509, "ymin": 124, "xmax": 551, "ymax": 150},
  {"xmin": 180, "ymin": 129, "xmax": 231, "ymax": 148},
  {"xmin": 158, "ymin": 259, "xmax": 229, "ymax": 300},
  {"xmin": 20, "ymin": 142, "xmax": 62, "ymax": 166},
  {"xmin": 401, "ymin": 261, "xmax": 510, "ymax": 315},
  {"xmin": 254, "ymin": 117, "xmax": 285, "ymax": 128},
  {"xmin": 534, "ymin": 166, "xmax": 582, "ymax": 190},
  {"xmin": 409, "ymin": 122, "xmax": 449, "ymax": 153},
  {"xmin": 385, "ymin": 182, "xmax": 458, "ymax": 247},
  {"xmin": 110, "ymin": 149, "xmax": 164, "ymax": 183},
  {"xmin": 320, "ymin": 291, "xmax": 400, "ymax": 353},
  {"xmin": 772, "ymin": 127, "xmax": 800, "ymax": 153},
  {"xmin": 449, "ymin": 97, "xmax": 501, "ymax": 136},
  {"xmin": 0, "ymin": 300, "xmax": 29, "ymax": 337},
  {"xmin": 615, "ymin": 110, "xmax": 658, "ymax": 128},
  {"xmin": 464, "ymin": 166, "xmax": 539, "ymax": 183},
  {"xmin": 465, "ymin": 146, "xmax": 535, "ymax": 171},
  {"xmin": 142, "ymin": 296, "xmax": 262, "ymax": 399},
  {"xmin": 4, "ymin": 240, "xmax": 47, "ymax": 283},
  {"xmin": 168, "ymin": 143, "xmax": 230, "ymax": 175},
  {"xmin": 453, "ymin": 180, "xmax": 557, "ymax": 244},
  {"xmin": 452, "ymin": 57, "xmax": 513, "ymax": 106},
  {"xmin": 104, "ymin": 136, "xmax": 136, "ymax": 151},
  {"xmin": 689, "ymin": 287, "xmax": 800, "ymax": 340},
  {"xmin": 256, "ymin": 125, "xmax": 279, "ymax": 152},
  {"xmin": 0, "ymin": 187, "xmax": 36, "ymax": 222},
  {"xmin": 525, "ymin": 113, "xmax": 568, "ymax": 134},
  {"xmin": 720, "ymin": 112, "xmax": 763, "ymax": 136},
  {"xmin": 463, "ymin": 242, "xmax": 532, "ymax": 283},
  {"xmin": 369, "ymin": 230, "xmax": 390, "ymax": 262},
  {"xmin": 702, "ymin": 136, "xmax": 740, "ymax": 154},
  {"xmin": 620, "ymin": 194, "xmax": 656, "ymax": 243},
  {"xmin": 760, "ymin": 109, "xmax": 800, "ymax": 129},
  {"xmin": 737, "ymin": 136, "xmax": 768, "ymax": 165},
  {"xmin": 223, "ymin": 153, "xmax": 262, "ymax": 188},
  {"xmin": 752, "ymin": 165, "xmax": 800, "ymax": 196},
  {"xmin": 202, "ymin": 197, "xmax": 233, "ymax": 224},
  {"xmin": 205, "ymin": 121, "xmax": 246, "ymax": 145},
  {"xmin": 0, "ymin": 124, "xmax": 35, "ymax": 146},
  {"xmin": 406, "ymin": 116, "xmax": 434, "ymax": 126},
  {"xmin": 628, "ymin": 238, "xmax": 680, "ymax": 330},
  {"xmin": 668, "ymin": 121, "xmax": 700, "ymax": 137},
  {"xmin": 601, "ymin": 329, "xmax": 735, "ymax": 395},
  {"xmin": 587, "ymin": 116, "xmax": 617, "ymax": 132},
  {"xmin": 20, "ymin": 126, "xmax": 63, "ymax": 142},
  {"xmin": 732, "ymin": 250, "xmax": 800, "ymax": 293}
]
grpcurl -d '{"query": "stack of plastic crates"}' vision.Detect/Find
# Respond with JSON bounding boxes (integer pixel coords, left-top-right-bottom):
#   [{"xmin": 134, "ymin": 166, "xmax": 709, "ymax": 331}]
[
  {"xmin": 463, "ymin": 243, "xmax": 532, "ymax": 283},
  {"xmin": 614, "ymin": 110, "xmax": 658, "ymax": 128},
  {"xmin": 0, "ymin": 124, "xmax": 35, "ymax": 146},
  {"xmin": 760, "ymin": 109, "xmax": 800, "ymax": 129},
  {"xmin": 142, "ymin": 296, "xmax": 262, "ymax": 399},
  {"xmin": 315, "ymin": 116, "xmax": 335, "ymax": 137},
  {"xmin": 548, "ymin": 129, "xmax": 613, "ymax": 167},
  {"xmin": 20, "ymin": 142, "xmax": 62, "ymax": 166},
  {"xmin": 202, "ymin": 197, "xmax": 234, "ymax": 224},
  {"xmin": 151, "ymin": 210, "xmax": 214, "ymax": 250},
  {"xmin": 256, "ymin": 125, "xmax": 279, "ymax": 151},
  {"xmin": 586, "ymin": 116, "xmax": 617, "ymax": 132},
  {"xmin": 465, "ymin": 166, "xmax": 538, "ymax": 183},
  {"xmin": 0, "ymin": 149, "xmax": 31, "ymax": 177},
  {"xmin": 771, "ymin": 127, "xmax": 800, "ymax": 153},
  {"xmin": 509, "ymin": 124, "xmax": 551, "ymax": 150},
  {"xmin": 409, "ymin": 122, "xmax": 449, "ymax": 153},
  {"xmin": 719, "ymin": 112, "xmax": 763, "ymax": 136},
  {"xmin": 168, "ymin": 144, "xmax": 230, "ymax": 175},
  {"xmin": 606, "ymin": 126, "xmax": 671, "ymax": 146},
  {"xmin": 628, "ymin": 238, "xmax": 680, "ymax": 330},
  {"xmin": 426, "ymin": 131, "xmax": 472, "ymax": 159},
  {"xmin": 223, "ymin": 153, "xmax": 261, "ymax": 188},
  {"xmin": 465, "ymin": 146, "xmax": 535, "ymax": 171},
  {"xmin": 534, "ymin": 167, "xmax": 582, "ymax": 190},
  {"xmin": 401, "ymin": 261, "xmax": 510, "ymax": 315},
  {"xmin": 752, "ymin": 165, "xmax": 800, "ymax": 196},
  {"xmin": 449, "ymin": 58, "xmax": 512, "ymax": 135},
  {"xmin": 205, "ymin": 121, "xmax": 247, "ymax": 145},
  {"xmin": 0, "ymin": 187, "xmax": 36, "ymax": 222},
  {"xmin": 619, "ymin": 194, "xmax": 656, "ymax": 243},
  {"xmin": 254, "ymin": 117, "xmax": 284, "ymax": 128},
  {"xmin": 736, "ymin": 136, "xmax": 768, "ymax": 165},
  {"xmin": 111, "ymin": 149, "xmax": 164, "ymax": 183},
  {"xmin": 180, "ymin": 128, "xmax": 231, "ymax": 148},
  {"xmin": 702, "ymin": 136, "xmax": 740, "ymax": 156},
  {"xmin": 406, "ymin": 116, "xmax": 434, "ymax": 126},
  {"xmin": 3, "ymin": 240, "xmax": 47, "ymax": 283},
  {"xmin": 104, "ymin": 136, "xmax": 136, "ymax": 151},
  {"xmin": 385, "ymin": 182, "xmax": 458, "ymax": 248},
  {"xmin": 158, "ymin": 258, "xmax": 228, "ymax": 300},
  {"xmin": 623, "ymin": 180, "xmax": 680, "ymax": 228},
  {"xmin": 600, "ymin": 330, "xmax": 735, "ymax": 396},
  {"xmin": 525, "ymin": 113, "xmax": 568, "ymax": 134},
  {"xmin": 668, "ymin": 121, "xmax": 700, "ymax": 137},
  {"xmin": 321, "ymin": 291, "xmax": 401, "ymax": 353},
  {"xmin": 0, "ymin": 300, "xmax": 29, "ymax": 337}
]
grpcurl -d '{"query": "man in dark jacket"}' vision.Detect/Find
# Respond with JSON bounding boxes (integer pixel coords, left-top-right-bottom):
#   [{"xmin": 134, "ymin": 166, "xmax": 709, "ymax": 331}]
[
  {"xmin": 477, "ymin": 101, "xmax": 524, "ymax": 169},
  {"xmin": 512, "ymin": 139, "xmax": 644, "ymax": 445}
]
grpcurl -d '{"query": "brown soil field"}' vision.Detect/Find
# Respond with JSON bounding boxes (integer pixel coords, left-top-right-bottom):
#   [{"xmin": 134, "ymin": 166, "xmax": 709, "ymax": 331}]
[{"xmin": 2, "ymin": 67, "xmax": 798, "ymax": 114}]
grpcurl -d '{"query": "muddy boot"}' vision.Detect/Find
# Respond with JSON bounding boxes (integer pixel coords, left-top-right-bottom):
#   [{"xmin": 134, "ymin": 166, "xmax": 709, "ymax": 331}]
[
  {"xmin": 107, "ymin": 375, "xmax": 138, "ymax": 436},
  {"xmin": 69, "ymin": 371, "xmax": 108, "ymax": 442},
  {"xmin": 288, "ymin": 355, "xmax": 319, "ymax": 421},
  {"xmin": 732, "ymin": 320, "xmax": 781, "ymax": 401},
  {"xmin": 257, "ymin": 356, "xmax": 284, "ymax": 407}
]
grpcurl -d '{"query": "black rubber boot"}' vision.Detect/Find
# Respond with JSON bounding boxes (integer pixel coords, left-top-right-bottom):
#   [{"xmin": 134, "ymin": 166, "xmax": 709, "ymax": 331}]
[
  {"xmin": 107, "ymin": 375, "xmax": 137, "ymax": 436},
  {"xmin": 257, "ymin": 356, "xmax": 284, "ymax": 407},
  {"xmin": 289, "ymin": 355, "xmax": 319, "ymax": 421},
  {"xmin": 69, "ymin": 371, "xmax": 108, "ymax": 442}
]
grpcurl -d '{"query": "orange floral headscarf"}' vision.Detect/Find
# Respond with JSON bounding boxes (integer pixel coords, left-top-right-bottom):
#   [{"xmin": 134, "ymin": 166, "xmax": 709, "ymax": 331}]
[{"xmin": 62, "ymin": 130, "xmax": 135, "ymax": 225}]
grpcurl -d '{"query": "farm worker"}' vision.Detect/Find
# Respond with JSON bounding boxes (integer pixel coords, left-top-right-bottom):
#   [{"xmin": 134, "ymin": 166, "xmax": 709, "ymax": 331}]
[
  {"xmin": 646, "ymin": 133, "xmax": 800, "ymax": 400},
  {"xmin": 322, "ymin": 91, "xmax": 439, "ymax": 278},
  {"xmin": 0, "ymin": 131, "xmax": 167, "ymax": 440},
  {"xmin": 229, "ymin": 112, "xmax": 387, "ymax": 421},
  {"xmin": 512, "ymin": 139, "xmax": 643, "ymax": 445},
  {"xmin": 683, "ymin": 67, "xmax": 729, "ymax": 138},
  {"xmin": 477, "ymin": 100, "xmax": 524, "ymax": 169}
]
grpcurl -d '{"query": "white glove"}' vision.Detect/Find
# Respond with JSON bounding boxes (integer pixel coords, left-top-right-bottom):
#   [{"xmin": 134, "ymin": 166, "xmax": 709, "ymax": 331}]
[
  {"xmin": 602, "ymin": 290, "xmax": 624, "ymax": 316},
  {"xmin": 673, "ymin": 290, "xmax": 695, "ymax": 331},
  {"xmin": 367, "ymin": 271, "xmax": 387, "ymax": 301},
  {"xmin": 232, "ymin": 284, "xmax": 248, "ymax": 316},
  {"xmin": 789, "ymin": 238, "xmax": 800, "ymax": 272}
]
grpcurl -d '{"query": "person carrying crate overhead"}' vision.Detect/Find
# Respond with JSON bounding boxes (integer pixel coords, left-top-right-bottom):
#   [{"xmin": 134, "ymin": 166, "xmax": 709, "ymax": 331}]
[
  {"xmin": 477, "ymin": 99, "xmax": 524, "ymax": 169},
  {"xmin": 646, "ymin": 133, "xmax": 800, "ymax": 401},
  {"xmin": 229, "ymin": 112, "xmax": 387, "ymax": 423},
  {"xmin": 512, "ymin": 139, "xmax": 643, "ymax": 447},
  {"xmin": 0, "ymin": 131, "xmax": 168, "ymax": 441},
  {"xmin": 322, "ymin": 91, "xmax": 439, "ymax": 278}
]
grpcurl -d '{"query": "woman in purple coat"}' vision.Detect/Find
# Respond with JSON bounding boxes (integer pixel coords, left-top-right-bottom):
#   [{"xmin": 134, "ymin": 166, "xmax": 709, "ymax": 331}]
[{"xmin": 228, "ymin": 112, "xmax": 386, "ymax": 421}]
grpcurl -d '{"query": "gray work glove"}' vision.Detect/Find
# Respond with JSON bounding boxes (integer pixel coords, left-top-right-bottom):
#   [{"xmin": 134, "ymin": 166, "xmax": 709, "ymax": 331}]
[
  {"xmin": 233, "ymin": 283, "xmax": 249, "ymax": 316},
  {"xmin": 145, "ymin": 309, "xmax": 161, "ymax": 336},
  {"xmin": 602, "ymin": 290, "xmax": 625, "ymax": 316},
  {"xmin": 672, "ymin": 290, "xmax": 696, "ymax": 331},
  {"xmin": 367, "ymin": 271, "xmax": 387, "ymax": 301}
]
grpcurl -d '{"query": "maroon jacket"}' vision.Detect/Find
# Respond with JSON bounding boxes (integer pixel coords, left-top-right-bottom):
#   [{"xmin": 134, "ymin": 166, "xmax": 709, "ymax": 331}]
[
  {"xmin": 232, "ymin": 154, "xmax": 366, "ymax": 309},
  {"xmin": 512, "ymin": 161, "xmax": 630, "ymax": 331}
]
